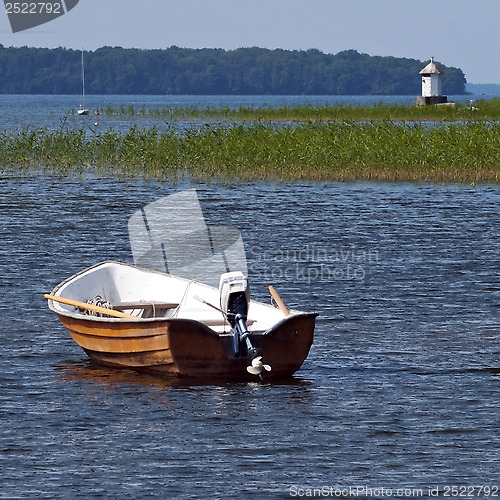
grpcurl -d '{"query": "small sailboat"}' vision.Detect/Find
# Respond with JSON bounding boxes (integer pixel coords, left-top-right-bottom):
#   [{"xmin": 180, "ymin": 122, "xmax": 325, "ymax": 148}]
[{"xmin": 77, "ymin": 49, "xmax": 89, "ymax": 116}]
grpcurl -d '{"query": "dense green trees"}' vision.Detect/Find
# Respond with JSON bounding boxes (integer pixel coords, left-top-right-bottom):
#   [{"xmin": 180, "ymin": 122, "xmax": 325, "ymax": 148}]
[{"xmin": 0, "ymin": 45, "xmax": 467, "ymax": 95}]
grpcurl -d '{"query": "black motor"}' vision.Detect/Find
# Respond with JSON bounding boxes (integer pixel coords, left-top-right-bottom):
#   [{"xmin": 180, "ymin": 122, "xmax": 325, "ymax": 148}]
[{"xmin": 218, "ymin": 272, "xmax": 271, "ymax": 377}]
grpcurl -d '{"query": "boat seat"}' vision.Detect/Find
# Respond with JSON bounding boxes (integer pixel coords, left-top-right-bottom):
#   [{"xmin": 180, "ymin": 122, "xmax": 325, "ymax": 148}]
[
  {"xmin": 112, "ymin": 301, "xmax": 179, "ymax": 310},
  {"xmin": 202, "ymin": 318, "xmax": 256, "ymax": 326},
  {"xmin": 175, "ymin": 316, "xmax": 255, "ymax": 327},
  {"xmin": 112, "ymin": 301, "xmax": 179, "ymax": 318},
  {"xmin": 201, "ymin": 319, "xmax": 232, "ymax": 327}
]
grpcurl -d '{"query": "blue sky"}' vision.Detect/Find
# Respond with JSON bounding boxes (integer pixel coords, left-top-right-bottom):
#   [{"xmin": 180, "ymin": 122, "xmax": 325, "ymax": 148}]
[{"xmin": 1, "ymin": 0, "xmax": 499, "ymax": 83}]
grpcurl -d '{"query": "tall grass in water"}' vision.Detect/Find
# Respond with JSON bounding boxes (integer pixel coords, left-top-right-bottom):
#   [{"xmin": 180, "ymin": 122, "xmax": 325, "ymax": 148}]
[
  {"xmin": 97, "ymin": 99, "xmax": 500, "ymax": 123},
  {"xmin": 1, "ymin": 121, "xmax": 499, "ymax": 182}
]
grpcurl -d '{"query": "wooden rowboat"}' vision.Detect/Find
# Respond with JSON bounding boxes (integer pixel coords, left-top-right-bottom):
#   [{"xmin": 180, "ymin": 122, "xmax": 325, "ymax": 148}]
[{"xmin": 45, "ymin": 261, "xmax": 317, "ymax": 381}]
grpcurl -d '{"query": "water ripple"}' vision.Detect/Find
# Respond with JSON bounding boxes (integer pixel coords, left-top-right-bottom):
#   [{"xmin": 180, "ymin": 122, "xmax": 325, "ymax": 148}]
[{"xmin": 1, "ymin": 178, "xmax": 499, "ymax": 497}]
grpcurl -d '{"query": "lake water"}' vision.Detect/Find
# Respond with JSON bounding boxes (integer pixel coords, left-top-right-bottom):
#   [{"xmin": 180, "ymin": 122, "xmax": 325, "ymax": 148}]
[
  {"xmin": 0, "ymin": 93, "xmax": 496, "ymax": 133},
  {"xmin": 1, "ymin": 96, "xmax": 499, "ymax": 499}
]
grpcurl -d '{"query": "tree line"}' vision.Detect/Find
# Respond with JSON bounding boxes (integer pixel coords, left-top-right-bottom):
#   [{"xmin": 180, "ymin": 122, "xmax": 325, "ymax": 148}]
[{"xmin": 0, "ymin": 45, "xmax": 467, "ymax": 95}]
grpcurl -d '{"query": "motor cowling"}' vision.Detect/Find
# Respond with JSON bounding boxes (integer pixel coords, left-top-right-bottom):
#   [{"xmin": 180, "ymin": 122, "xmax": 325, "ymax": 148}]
[
  {"xmin": 219, "ymin": 271, "xmax": 251, "ymax": 357},
  {"xmin": 219, "ymin": 271, "xmax": 250, "ymax": 323}
]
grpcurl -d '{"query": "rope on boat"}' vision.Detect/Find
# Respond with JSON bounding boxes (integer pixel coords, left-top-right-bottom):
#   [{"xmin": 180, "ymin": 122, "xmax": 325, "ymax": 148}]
[
  {"xmin": 79, "ymin": 295, "xmax": 114, "ymax": 317},
  {"xmin": 171, "ymin": 280, "xmax": 196, "ymax": 318}
]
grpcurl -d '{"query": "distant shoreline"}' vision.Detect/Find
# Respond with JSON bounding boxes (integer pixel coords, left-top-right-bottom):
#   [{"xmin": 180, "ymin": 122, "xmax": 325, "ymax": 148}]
[
  {"xmin": 0, "ymin": 46, "xmax": 467, "ymax": 95},
  {"xmin": 466, "ymin": 83, "xmax": 500, "ymax": 96}
]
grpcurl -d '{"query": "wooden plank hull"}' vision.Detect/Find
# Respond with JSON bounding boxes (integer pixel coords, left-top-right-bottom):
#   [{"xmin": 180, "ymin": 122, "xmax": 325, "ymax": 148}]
[{"xmin": 56, "ymin": 312, "xmax": 316, "ymax": 380}]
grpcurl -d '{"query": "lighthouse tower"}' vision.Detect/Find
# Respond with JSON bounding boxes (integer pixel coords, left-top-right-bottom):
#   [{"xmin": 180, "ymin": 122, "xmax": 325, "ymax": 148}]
[{"xmin": 415, "ymin": 57, "xmax": 447, "ymax": 106}]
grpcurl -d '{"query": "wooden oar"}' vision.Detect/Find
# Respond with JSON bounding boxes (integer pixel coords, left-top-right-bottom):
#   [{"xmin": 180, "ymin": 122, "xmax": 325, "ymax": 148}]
[
  {"xmin": 268, "ymin": 285, "xmax": 291, "ymax": 316},
  {"xmin": 44, "ymin": 294, "xmax": 137, "ymax": 319}
]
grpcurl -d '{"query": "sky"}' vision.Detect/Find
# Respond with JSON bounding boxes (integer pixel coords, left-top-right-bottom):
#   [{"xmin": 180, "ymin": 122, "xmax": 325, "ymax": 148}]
[{"xmin": 1, "ymin": 0, "xmax": 499, "ymax": 84}]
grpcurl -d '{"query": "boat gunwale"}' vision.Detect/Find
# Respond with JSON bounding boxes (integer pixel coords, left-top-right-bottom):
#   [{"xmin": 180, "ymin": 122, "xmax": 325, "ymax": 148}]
[
  {"xmin": 53, "ymin": 308, "xmax": 319, "ymax": 334},
  {"xmin": 47, "ymin": 260, "xmax": 318, "ymax": 329},
  {"xmin": 47, "ymin": 260, "xmax": 212, "ymax": 323}
]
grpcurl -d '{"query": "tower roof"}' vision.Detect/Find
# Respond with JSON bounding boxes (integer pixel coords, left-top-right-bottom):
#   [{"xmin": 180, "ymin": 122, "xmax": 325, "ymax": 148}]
[{"xmin": 420, "ymin": 57, "xmax": 444, "ymax": 75}]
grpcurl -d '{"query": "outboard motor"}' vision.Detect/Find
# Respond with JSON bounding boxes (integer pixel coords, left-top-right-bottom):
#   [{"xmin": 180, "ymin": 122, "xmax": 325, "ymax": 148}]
[
  {"xmin": 219, "ymin": 271, "xmax": 250, "ymax": 357},
  {"xmin": 219, "ymin": 272, "xmax": 271, "ymax": 377}
]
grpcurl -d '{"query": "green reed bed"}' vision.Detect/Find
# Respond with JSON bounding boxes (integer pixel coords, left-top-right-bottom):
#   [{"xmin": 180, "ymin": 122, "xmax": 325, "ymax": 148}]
[
  {"xmin": 97, "ymin": 99, "xmax": 500, "ymax": 123},
  {"xmin": 1, "ymin": 121, "xmax": 499, "ymax": 182}
]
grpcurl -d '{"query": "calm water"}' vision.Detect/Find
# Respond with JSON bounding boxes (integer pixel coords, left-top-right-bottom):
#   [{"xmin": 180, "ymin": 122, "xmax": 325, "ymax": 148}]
[
  {"xmin": 0, "ymin": 93, "xmax": 495, "ymax": 133},
  {"xmin": 1, "ymin": 178, "xmax": 499, "ymax": 499},
  {"xmin": 1, "ymin": 95, "xmax": 500, "ymax": 498}
]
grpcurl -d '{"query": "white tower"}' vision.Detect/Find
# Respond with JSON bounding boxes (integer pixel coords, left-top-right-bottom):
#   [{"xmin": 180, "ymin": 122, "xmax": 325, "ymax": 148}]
[
  {"xmin": 420, "ymin": 57, "xmax": 443, "ymax": 97},
  {"xmin": 416, "ymin": 57, "xmax": 447, "ymax": 105}
]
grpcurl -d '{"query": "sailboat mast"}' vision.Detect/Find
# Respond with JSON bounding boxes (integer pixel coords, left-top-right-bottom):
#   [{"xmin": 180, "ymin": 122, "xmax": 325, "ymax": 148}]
[
  {"xmin": 77, "ymin": 48, "xmax": 89, "ymax": 115},
  {"xmin": 81, "ymin": 49, "xmax": 85, "ymax": 108}
]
